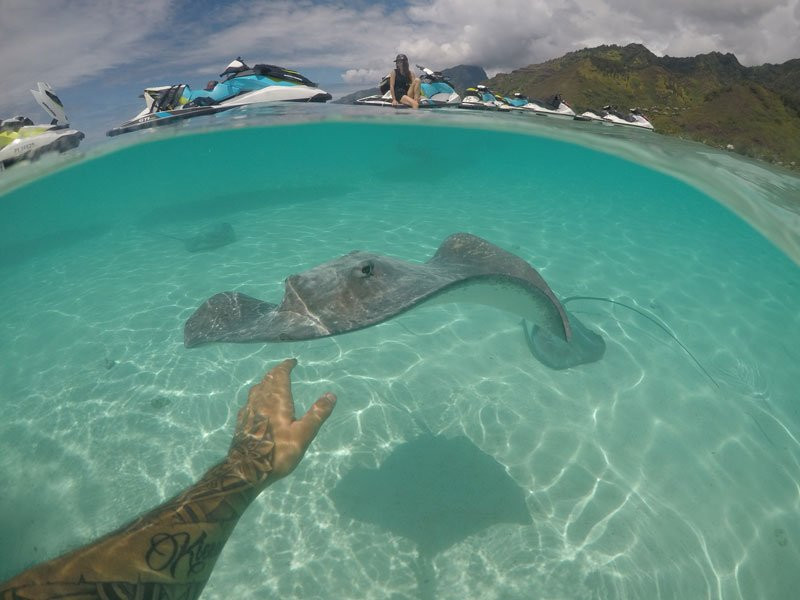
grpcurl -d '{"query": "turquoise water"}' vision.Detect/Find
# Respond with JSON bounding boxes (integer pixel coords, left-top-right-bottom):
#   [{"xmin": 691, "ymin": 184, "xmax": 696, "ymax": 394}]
[{"xmin": 1, "ymin": 107, "xmax": 799, "ymax": 599}]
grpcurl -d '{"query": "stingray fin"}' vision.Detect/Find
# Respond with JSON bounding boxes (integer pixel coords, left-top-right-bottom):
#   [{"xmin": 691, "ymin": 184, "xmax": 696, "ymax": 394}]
[
  {"xmin": 184, "ymin": 291, "xmax": 278, "ymax": 347},
  {"xmin": 431, "ymin": 232, "xmax": 517, "ymax": 271},
  {"xmin": 432, "ymin": 233, "xmax": 572, "ymax": 341}
]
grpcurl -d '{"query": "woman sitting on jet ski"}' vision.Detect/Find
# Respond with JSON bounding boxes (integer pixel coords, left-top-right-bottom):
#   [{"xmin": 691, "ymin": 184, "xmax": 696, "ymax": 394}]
[{"xmin": 390, "ymin": 54, "xmax": 421, "ymax": 109}]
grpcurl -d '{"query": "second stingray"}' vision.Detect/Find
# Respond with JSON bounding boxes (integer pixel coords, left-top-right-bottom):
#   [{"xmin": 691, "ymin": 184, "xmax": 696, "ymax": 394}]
[{"xmin": 183, "ymin": 232, "xmax": 605, "ymax": 369}]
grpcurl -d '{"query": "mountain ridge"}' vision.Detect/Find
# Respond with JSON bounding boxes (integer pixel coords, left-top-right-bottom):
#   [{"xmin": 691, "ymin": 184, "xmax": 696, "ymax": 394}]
[{"xmin": 485, "ymin": 43, "xmax": 800, "ymax": 169}]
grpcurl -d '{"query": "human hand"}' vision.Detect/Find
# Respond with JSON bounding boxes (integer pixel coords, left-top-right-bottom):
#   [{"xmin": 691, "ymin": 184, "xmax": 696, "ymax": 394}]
[
  {"xmin": 227, "ymin": 359, "xmax": 336, "ymax": 490},
  {"xmin": 391, "ymin": 99, "xmax": 398, "ymax": 106}
]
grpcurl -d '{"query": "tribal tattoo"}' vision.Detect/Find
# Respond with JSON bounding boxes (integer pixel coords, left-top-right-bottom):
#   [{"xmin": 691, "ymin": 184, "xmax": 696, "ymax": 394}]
[
  {"xmin": 1, "ymin": 408, "xmax": 276, "ymax": 598},
  {"xmin": 0, "ymin": 358, "xmax": 336, "ymax": 600}
]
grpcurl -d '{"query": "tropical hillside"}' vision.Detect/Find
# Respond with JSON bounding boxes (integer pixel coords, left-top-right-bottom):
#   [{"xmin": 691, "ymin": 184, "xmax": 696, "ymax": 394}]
[{"xmin": 486, "ymin": 44, "xmax": 800, "ymax": 170}]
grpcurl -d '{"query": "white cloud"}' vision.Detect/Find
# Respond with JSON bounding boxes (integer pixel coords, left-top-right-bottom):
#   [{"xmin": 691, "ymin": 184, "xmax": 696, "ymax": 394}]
[
  {"xmin": 660, "ymin": 26, "xmax": 724, "ymax": 59},
  {"xmin": 342, "ymin": 68, "xmax": 387, "ymax": 84},
  {"xmin": 1, "ymin": 0, "xmax": 799, "ymax": 116},
  {"xmin": 173, "ymin": 2, "xmax": 411, "ymax": 73},
  {"xmin": 0, "ymin": 0, "xmax": 173, "ymax": 111}
]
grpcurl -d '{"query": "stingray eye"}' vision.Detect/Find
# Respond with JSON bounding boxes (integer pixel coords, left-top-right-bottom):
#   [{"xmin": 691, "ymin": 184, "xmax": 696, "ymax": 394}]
[{"xmin": 359, "ymin": 262, "xmax": 374, "ymax": 277}]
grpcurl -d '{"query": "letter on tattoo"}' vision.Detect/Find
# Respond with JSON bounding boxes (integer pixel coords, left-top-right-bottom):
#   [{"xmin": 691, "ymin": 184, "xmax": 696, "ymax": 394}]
[{"xmin": 146, "ymin": 531, "xmax": 223, "ymax": 578}]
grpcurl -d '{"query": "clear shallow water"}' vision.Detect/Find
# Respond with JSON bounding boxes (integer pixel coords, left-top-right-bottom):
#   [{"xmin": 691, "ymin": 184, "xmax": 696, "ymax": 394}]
[{"xmin": 1, "ymin": 107, "xmax": 799, "ymax": 599}]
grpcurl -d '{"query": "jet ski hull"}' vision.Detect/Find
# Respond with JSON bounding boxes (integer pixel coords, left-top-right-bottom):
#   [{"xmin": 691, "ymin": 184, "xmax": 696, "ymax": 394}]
[
  {"xmin": 576, "ymin": 111, "xmax": 604, "ymax": 121},
  {"xmin": 106, "ymin": 105, "xmax": 235, "ymax": 137},
  {"xmin": 577, "ymin": 108, "xmax": 654, "ymax": 130},
  {"xmin": 522, "ymin": 103, "xmax": 575, "ymax": 117},
  {"xmin": 458, "ymin": 101, "xmax": 500, "ymax": 110},
  {"xmin": 601, "ymin": 114, "xmax": 654, "ymax": 130},
  {"xmin": 354, "ymin": 95, "xmax": 446, "ymax": 108},
  {"xmin": 458, "ymin": 101, "xmax": 511, "ymax": 111},
  {"xmin": 0, "ymin": 126, "xmax": 84, "ymax": 169},
  {"xmin": 220, "ymin": 86, "xmax": 331, "ymax": 105}
]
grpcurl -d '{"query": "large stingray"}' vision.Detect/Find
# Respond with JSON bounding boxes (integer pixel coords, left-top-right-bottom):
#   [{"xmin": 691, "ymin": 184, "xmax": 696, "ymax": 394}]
[
  {"xmin": 184, "ymin": 232, "xmax": 605, "ymax": 369},
  {"xmin": 331, "ymin": 434, "xmax": 531, "ymax": 599}
]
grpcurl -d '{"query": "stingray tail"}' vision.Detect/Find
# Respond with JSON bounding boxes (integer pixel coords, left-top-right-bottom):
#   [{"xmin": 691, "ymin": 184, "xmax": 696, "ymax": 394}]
[
  {"xmin": 563, "ymin": 296, "xmax": 720, "ymax": 389},
  {"xmin": 411, "ymin": 548, "xmax": 437, "ymax": 600},
  {"xmin": 520, "ymin": 318, "xmax": 535, "ymax": 354}
]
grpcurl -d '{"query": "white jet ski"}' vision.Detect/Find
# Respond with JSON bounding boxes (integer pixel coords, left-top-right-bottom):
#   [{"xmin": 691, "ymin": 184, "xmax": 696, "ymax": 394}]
[
  {"xmin": 515, "ymin": 92, "xmax": 576, "ymax": 117},
  {"xmin": 355, "ymin": 65, "xmax": 460, "ymax": 107},
  {"xmin": 107, "ymin": 58, "xmax": 332, "ymax": 136},
  {"xmin": 575, "ymin": 107, "xmax": 609, "ymax": 122},
  {"xmin": 458, "ymin": 85, "xmax": 510, "ymax": 111},
  {"xmin": 577, "ymin": 105, "xmax": 654, "ymax": 130},
  {"xmin": 0, "ymin": 82, "xmax": 84, "ymax": 171},
  {"xmin": 601, "ymin": 107, "xmax": 654, "ymax": 130}
]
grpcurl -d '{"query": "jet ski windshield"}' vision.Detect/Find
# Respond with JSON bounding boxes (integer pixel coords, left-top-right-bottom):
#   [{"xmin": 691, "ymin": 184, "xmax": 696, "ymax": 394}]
[
  {"xmin": 416, "ymin": 65, "xmax": 454, "ymax": 87},
  {"xmin": 220, "ymin": 58, "xmax": 250, "ymax": 78}
]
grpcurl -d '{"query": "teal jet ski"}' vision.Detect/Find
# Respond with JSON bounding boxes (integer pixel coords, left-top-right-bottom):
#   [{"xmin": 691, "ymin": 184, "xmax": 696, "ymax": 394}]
[
  {"xmin": 107, "ymin": 58, "xmax": 332, "ymax": 136},
  {"xmin": 355, "ymin": 65, "xmax": 461, "ymax": 107}
]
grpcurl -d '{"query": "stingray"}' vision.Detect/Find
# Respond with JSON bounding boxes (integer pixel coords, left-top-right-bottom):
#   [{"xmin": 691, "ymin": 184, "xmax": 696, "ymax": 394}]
[
  {"xmin": 163, "ymin": 222, "xmax": 235, "ymax": 252},
  {"xmin": 184, "ymin": 232, "xmax": 605, "ymax": 369},
  {"xmin": 331, "ymin": 434, "xmax": 531, "ymax": 598}
]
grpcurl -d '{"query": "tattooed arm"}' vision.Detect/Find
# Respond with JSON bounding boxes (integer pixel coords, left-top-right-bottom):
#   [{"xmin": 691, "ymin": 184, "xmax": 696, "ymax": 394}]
[{"xmin": 1, "ymin": 359, "xmax": 336, "ymax": 600}]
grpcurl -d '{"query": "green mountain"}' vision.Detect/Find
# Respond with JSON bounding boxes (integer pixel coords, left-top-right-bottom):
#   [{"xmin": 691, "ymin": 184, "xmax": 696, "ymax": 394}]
[
  {"xmin": 437, "ymin": 65, "xmax": 489, "ymax": 95},
  {"xmin": 486, "ymin": 44, "xmax": 800, "ymax": 169}
]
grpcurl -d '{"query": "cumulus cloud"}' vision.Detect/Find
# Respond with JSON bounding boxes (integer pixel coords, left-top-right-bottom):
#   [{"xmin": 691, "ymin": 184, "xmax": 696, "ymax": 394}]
[
  {"xmin": 0, "ymin": 0, "xmax": 173, "ymax": 111},
  {"xmin": 342, "ymin": 68, "xmax": 388, "ymax": 84},
  {"xmin": 1, "ymin": 0, "xmax": 798, "ymax": 115}
]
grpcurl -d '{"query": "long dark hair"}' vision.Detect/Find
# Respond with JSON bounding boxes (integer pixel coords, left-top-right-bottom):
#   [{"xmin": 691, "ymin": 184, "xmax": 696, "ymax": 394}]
[{"xmin": 395, "ymin": 55, "xmax": 411, "ymax": 79}]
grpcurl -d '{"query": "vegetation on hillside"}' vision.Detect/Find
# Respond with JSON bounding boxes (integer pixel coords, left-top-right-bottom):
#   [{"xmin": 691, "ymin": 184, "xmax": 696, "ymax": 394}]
[{"xmin": 486, "ymin": 44, "xmax": 800, "ymax": 169}]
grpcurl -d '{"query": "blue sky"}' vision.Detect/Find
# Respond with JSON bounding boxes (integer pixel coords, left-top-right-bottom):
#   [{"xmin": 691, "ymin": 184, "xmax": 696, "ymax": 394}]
[{"xmin": 1, "ymin": 0, "xmax": 798, "ymax": 135}]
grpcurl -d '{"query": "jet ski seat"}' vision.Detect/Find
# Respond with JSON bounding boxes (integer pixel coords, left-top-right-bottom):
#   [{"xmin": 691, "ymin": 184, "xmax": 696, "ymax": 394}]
[
  {"xmin": 1, "ymin": 116, "xmax": 34, "ymax": 132},
  {"xmin": 152, "ymin": 85, "xmax": 186, "ymax": 112},
  {"xmin": 251, "ymin": 64, "xmax": 317, "ymax": 86},
  {"xmin": 544, "ymin": 94, "xmax": 563, "ymax": 110}
]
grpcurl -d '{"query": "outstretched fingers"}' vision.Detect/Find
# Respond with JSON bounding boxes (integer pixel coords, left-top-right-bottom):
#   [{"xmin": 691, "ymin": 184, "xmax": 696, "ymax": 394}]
[
  {"xmin": 293, "ymin": 393, "xmax": 337, "ymax": 450},
  {"xmin": 250, "ymin": 358, "xmax": 297, "ymax": 424},
  {"xmin": 240, "ymin": 359, "xmax": 338, "ymax": 481}
]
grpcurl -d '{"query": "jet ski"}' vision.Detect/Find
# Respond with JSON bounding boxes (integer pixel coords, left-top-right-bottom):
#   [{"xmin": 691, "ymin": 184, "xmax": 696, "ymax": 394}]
[
  {"xmin": 0, "ymin": 82, "xmax": 84, "ymax": 171},
  {"xmin": 107, "ymin": 58, "xmax": 332, "ymax": 136},
  {"xmin": 575, "ymin": 107, "xmax": 609, "ymax": 122},
  {"xmin": 458, "ymin": 85, "xmax": 510, "ymax": 111},
  {"xmin": 499, "ymin": 92, "xmax": 531, "ymax": 110},
  {"xmin": 354, "ymin": 65, "xmax": 460, "ymax": 107},
  {"xmin": 500, "ymin": 92, "xmax": 575, "ymax": 117},
  {"xmin": 577, "ymin": 105, "xmax": 654, "ymax": 130},
  {"xmin": 601, "ymin": 107, "xmax": 654, "ymax": 130}
]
